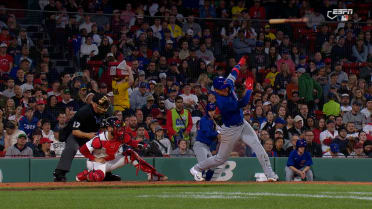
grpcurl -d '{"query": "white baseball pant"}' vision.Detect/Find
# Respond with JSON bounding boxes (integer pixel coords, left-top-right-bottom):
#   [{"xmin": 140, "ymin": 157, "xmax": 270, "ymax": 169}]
[
  {"xmin": 195, "ymin": 120, "xmax": 277, "ymax": 178},
  {"xmin": 86, "ymin": 154, "xmax": 137, "ymax": 175}
]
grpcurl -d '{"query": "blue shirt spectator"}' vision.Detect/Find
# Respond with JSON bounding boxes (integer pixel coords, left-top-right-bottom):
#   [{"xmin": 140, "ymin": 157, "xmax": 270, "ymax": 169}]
[{"xmin": 19, "ymin": 108, "xmax": 39, "ymax": 138}]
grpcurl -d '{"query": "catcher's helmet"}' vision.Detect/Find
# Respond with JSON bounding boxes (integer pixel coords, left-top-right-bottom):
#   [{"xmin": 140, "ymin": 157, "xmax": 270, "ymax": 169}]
[
  {"xmin": 101, "ymin": 116, "xmax": 122, "ymax": 128},
  {"xmin": 296, "ymin": 139, "xmax": 307, "ymax": 149},
  {"xmin": 206, "ymin": 103, "xmax": 216, "ymax": 112},
  {"xmin": 213, "ymin": 76, "xmax": 230, "ymax": 90}
]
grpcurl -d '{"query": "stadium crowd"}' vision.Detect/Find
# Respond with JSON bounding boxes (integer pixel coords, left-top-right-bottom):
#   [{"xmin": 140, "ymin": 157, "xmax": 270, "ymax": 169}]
[{"xmin": 0, "ymin": 0, "xmax": 371, "ymax": 159}]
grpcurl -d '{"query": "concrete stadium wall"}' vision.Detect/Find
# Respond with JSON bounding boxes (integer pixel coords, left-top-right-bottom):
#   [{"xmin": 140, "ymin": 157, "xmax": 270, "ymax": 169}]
[{"xmin": 0, "ymin": 158, "xmax": 372, "ymax": 182}]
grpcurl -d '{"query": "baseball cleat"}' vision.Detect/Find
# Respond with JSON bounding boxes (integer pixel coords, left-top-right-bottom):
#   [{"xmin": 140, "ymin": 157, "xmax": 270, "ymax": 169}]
[
  {"xmin": 267, "ymin": 174, "xmax": 279, "ymax": 182},
  {"xmin": 76, "ymin": 169, "xmax": 89, "ymax": 182},
  {"xmin": 53, "ymin": 171, "xmax": 66, "ymax": 182},
  {"xmin": 190, "ymin": 166, "xmax": 205, "ymax": 181},
  {"xmin": 103, "ymin": 172, "xmax": 121, "ymax": 181}
]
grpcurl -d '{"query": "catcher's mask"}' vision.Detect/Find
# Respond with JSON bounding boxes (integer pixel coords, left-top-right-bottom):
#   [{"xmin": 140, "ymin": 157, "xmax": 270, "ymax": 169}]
[
  {"xmin": 101, "ymin": 116, "xmax": 125, "ymax": 141},
  {"xmin": 93, "ymin": 94, "xmax": 110, "ymax": 113}
]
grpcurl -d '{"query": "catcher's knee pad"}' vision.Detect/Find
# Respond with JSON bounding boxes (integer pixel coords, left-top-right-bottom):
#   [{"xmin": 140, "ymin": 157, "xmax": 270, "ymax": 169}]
[{"xmin": 87, "ymin": 170, "xmax": 105, "ymax": 182}]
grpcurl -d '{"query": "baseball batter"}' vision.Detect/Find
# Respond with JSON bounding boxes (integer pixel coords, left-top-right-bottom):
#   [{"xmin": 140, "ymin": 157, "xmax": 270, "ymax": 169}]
[
  {"xmin": 76, "ymin": 116, "xmax": 167, "ymax": 182},
  {"xmin": 193, "ymin": 103, "xmax": 220, "ymax": 181},
  {"xmin": 190, "ymin": 57, "xmax": 278, "ymax": 181}
]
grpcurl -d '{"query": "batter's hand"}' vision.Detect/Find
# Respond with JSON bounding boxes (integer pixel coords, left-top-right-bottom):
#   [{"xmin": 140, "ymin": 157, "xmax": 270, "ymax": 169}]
[
  {"xmin": 94, "ymin": 157, "xmax": 106, "ymax": 164},
  {"xmin": 217, "ymin": 134, "xmax": 222, "ymax": 142},
  {"xmin": 238, "ymin": 56, "xmax": 247, "ymax": 66}
]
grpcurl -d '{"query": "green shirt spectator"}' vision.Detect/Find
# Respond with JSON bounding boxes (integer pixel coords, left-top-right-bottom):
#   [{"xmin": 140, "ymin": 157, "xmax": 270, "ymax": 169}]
[
  {"xmin": 298, "ymin": 68, "xmax": 323, "ymax": 103},
  {"xmin": 323, "ymin": 99, "xmax": 341, "ymax": 117}
]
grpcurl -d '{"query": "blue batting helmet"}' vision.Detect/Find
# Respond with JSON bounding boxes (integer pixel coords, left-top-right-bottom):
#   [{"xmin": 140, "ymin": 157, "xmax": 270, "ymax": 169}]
[
  {"xmin": 296, "ymin": 139, "xmax": 307, "ymax": 149},
  {"xmin": 213, "ymin": 76, "xmax": 229, "ymax": 90},
  {"xmin": 206, "ymin": 103, "xmax": 217, "ymax": 112}
]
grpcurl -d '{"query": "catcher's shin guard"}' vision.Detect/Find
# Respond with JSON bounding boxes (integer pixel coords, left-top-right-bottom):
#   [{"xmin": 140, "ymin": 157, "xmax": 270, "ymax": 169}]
[
  {"xmin": 123, "ymin": 149, "xmax": 167, "ymax": 181},
  {"xmin": 86, "ymin": 170, "xmax": 105, "ymax": 182}
]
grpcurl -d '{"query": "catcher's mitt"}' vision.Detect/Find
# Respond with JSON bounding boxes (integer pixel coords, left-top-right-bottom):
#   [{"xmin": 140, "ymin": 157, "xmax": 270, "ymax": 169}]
[{"xmin": 137, "ymin": 141, "xmax": 163, "ymax": 157}]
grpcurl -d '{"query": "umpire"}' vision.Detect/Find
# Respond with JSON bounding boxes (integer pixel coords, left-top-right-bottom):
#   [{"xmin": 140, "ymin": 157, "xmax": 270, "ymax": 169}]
[{"xmin": 53, "ymin": 93, "xmax": 110, "ymax": 182}]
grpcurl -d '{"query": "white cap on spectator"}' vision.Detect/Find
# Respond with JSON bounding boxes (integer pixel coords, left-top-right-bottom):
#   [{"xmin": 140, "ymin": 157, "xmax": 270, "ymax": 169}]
[
  {"xmin": 107, "ymin": 52, "xmax": 114, "ymax": 57},
  {"xmin": 263, "ymin": 101, "xmax": 271, "ymax": 106},
  {"xmin": 166, "ymin": 39, "xmax": 173, "ymax": 44},
  {"xmin": 107, "ymin": 92, "xmax": 114, "ymax": 97},
  {"xmin": 297, "ymin": 68, "xmax": 306, "ymax": 73},
  {"xmin": 275, "ymin": 129, "xmax": 283, "ymax": 134},
  {"xmin": 341, "ymin": 93, "xmax": 349, "ymax": 98},
  {"xmin": 149, "ymin": 80, "xmax": 157, "ymax": 85},
  {"xmin": 294, "ymin": 115, "xmax": 303, "ymax": 122},
  {"xmin": 187, "ymin": 29, "xmax": 194, "ymax": 35},
  {"xmin": 0, "ymin": 42, "xmax": 7, "ymax": 48},
  {"xmin": 159, "ymin": 73, "xmax": 167, "ymax": 79}
]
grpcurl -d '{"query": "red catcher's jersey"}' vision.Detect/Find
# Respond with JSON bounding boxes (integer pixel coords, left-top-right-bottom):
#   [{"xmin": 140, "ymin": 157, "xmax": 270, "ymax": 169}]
[{"xmin": 80, "ymin": 132, "xmax": 122, "ymax": 161}]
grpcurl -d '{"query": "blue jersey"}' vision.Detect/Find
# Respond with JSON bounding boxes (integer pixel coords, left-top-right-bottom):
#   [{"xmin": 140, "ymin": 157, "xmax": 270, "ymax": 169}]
[
  {"xmin": 19, "ymin": 116, "xmax": 39, "ymax": 137},
  {"xmin": 213, "ymin": 64, "xmax": 252, "ymax": 127},
  {"xmin": 287, "ymin": 150, "xmax": 313, "ymax": 170},
  {"xmin": 196, "ymin": 115, "xmax": 218, "ymax": 146}
]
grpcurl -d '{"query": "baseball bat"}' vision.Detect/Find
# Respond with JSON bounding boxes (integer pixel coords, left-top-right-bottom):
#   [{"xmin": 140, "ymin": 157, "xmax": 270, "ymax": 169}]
[{"xmin": 268, "ymin": 17, "xmax": 308, "ymax": 24}]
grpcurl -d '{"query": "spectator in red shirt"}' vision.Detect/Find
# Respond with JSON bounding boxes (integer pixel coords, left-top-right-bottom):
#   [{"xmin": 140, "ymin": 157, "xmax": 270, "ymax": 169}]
[
  {"xmin": 0, "ymin": 42, "xmax": 13, "ymax": 73},
  {"xmin": 248, "ymin": 0, "xmax": 266, "ymax": 19},
  {"xmin": 124, "ymin": 115, "xmax": 149, "ymax": 140},
  {"xmin": 0, "ymin": 27, "xmax": 11, "ymax": 45}
]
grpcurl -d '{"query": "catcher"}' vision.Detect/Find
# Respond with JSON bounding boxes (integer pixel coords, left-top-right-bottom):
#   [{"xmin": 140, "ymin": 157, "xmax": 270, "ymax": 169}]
[{"xmin": 76, "ymin": 116, "xmax": 168, "ymax": 182}]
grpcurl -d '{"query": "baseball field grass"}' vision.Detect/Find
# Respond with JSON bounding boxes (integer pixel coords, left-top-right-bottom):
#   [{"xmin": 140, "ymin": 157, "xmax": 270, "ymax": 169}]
[{"xmin": 1, "ymin": 182, "xmax": 372, "ymax": 209}]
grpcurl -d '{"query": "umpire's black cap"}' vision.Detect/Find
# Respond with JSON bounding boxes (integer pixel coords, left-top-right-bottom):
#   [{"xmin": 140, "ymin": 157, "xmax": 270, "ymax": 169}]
[{"xmin": 93, "ymin": 93, "xmax": 110, "ymax": 113}]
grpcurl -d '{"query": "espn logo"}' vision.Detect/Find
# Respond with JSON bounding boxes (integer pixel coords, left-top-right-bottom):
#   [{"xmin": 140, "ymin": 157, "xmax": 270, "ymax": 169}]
[{"xmin": 327, "ymin": 9, "xmax": 353, "ymax": 21}]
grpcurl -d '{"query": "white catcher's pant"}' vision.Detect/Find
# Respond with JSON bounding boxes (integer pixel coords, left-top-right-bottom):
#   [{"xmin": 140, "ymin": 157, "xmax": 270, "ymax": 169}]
[
  {"xmin": 195, "ymin": 120, "xmax": 276, "ymax": 178},
  {"xmin": 86, "ymin": 154, "xmax": 137, "ymax": 175}
]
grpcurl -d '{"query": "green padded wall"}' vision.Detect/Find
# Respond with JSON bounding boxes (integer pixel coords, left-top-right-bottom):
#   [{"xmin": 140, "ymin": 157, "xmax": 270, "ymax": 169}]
[
  {"xmin": 0, "ymin": 158, "xmax": 30, "ymax": 182},
  {"xmin": 311, "ymin": 158, "xmax": 372, "ymax": 182},
  {"xmin": 1, "ymin": 158, "xmax": 372, "ymax": 182}
]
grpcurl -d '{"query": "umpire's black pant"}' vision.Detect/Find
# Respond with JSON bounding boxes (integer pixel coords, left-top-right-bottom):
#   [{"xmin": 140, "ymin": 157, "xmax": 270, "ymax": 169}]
[{"xmin": 56, "ymin": 134, "xmax": 80, "ymax": 172}]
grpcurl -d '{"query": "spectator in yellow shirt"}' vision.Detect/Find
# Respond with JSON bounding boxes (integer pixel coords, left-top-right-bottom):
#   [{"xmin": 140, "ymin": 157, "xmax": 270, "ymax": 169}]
[
  {"xmin": 264, "ymin": 24, "xmax": 276, "ymax": 41},
  {"xmin": 168, "ymin": 16, "xmax": 183, "ymax": 39},
  {"xmin": 265, "ymin": 65, "xmax": 279, "ymax": 86},
  {"xmin": 112, "ymin": 60, "xmax": 134, "ymax": 116},
  {"xmin": 231, "ymin": 0, "xmax": 246, "ymax": 18}
]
